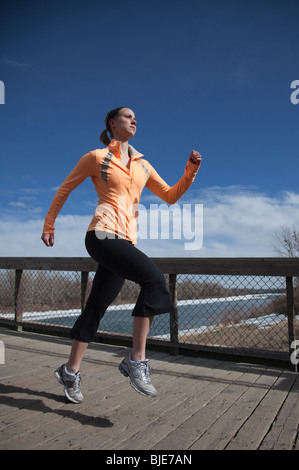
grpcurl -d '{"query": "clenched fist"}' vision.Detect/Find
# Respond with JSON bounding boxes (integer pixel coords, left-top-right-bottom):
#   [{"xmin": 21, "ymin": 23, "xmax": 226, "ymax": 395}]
[
  {"xmin": 41, "ymin": 233, "xmax": 54, "ymax": 247},
  {"xmin": 188, "ymin": 150, "xmax": 202, "ymax": 166}
]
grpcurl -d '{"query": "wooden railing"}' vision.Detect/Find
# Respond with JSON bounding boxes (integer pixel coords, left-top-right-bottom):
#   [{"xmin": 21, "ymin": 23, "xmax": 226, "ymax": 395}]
[{"xmin": 0, "ymin": 257, "xmax": 298, "ymax": 370}]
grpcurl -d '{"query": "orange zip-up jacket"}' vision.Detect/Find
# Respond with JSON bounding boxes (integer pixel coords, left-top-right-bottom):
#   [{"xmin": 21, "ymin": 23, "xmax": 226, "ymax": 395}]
[{"xmin": 43, "ymin": 139, "xmax": 199, "ymax": 244}]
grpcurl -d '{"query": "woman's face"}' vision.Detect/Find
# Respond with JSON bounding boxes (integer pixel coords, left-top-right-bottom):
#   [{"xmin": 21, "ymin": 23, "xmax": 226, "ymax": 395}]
[{"xmin": 109, "ymin": 108, "xmax": 137, "ymax": 141}]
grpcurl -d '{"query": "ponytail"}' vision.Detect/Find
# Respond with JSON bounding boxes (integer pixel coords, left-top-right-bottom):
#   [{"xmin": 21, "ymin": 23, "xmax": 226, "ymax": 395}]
[{"xmin": 99, "ymin": 129, "xmax": 111, "ymax": 146}]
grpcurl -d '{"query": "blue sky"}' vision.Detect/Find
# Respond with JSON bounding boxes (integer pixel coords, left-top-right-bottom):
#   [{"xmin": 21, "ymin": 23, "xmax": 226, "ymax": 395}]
[{"xmin": 0, "ymin": 0, "xmax": 299, "ymax": 257}]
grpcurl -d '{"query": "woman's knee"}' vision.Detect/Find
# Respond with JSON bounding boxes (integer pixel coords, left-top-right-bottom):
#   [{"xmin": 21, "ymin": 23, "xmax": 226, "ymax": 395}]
[{"xmin": 140, "ymin": 263, "xmax": 167, "ymax": 290}]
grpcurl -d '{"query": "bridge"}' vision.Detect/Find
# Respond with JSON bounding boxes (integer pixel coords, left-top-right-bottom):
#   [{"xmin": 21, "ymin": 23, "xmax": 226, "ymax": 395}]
[{"xmin": 1, "ymin": 256, "xmax": 299, "ymax": 450}]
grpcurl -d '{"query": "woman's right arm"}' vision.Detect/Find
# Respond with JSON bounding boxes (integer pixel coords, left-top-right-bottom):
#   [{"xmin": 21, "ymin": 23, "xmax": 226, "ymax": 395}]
[{"xmin": 41, "ymin": 151, "xmax": 97, "ymax": 247}]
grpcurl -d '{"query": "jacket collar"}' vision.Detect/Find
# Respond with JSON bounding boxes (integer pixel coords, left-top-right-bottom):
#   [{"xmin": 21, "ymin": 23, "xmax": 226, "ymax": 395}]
[{"xmin": 108, "ymin": 139, "xmax": 143, "ymax": 160}]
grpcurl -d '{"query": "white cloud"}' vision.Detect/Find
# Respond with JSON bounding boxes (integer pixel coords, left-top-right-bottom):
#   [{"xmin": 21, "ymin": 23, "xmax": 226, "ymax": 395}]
[
  {"xmin": 283, "ymin": 191, "xmax": 299, "ymax": 206},
  {"xmin": 197, "ymin": 186, "xmax": 299, "ymax": 257},
  {"xmin": 0, "ymin": 55, "xmax": 31, "ymax": 68},
  {"xmin": 0, "ymin": 215, "xmax": 90, "ymax": 257},
  {"xmin": 8, "ymin": 201, "xmax": 28, "ymax": 208},
  {"xmin": 0, "ymin": 186, "xmax": 299, "ymax": 258}
]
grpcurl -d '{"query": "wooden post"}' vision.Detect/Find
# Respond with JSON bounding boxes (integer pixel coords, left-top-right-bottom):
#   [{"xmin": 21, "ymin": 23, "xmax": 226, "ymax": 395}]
[
  {"xmin": 14, "ymin": 269, "xmax": 23, "ymax": 330},
  {"xmin": 286, "ymin": 276, "xmax": 297, "ymax": 372},
  {"xmin": 81, "ymin": 271, "xmax": 89, "ymax": 313},
  {"xmin": 169, "ymin": 273, "xmax": 179, "ymax": 355}
]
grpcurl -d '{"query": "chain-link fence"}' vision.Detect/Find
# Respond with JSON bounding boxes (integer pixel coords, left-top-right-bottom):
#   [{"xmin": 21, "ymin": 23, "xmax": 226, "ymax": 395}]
[
  {"xmin": 0, "ymin": 258, "xmax": 298, "ymax": 366},
  {"xmin": 0, "ymin": 269, "xmax": 140, "ymax": 335},
  {"xmin": 168, "ymin": 274, "xmax": 293, "ymax": 352}
]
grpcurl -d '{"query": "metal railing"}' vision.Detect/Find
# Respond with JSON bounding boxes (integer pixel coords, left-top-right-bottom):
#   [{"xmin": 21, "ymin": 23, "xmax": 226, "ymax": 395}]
[{"xmin": 0, "ymin": 257, "xmax": 298, "ymax": 370}]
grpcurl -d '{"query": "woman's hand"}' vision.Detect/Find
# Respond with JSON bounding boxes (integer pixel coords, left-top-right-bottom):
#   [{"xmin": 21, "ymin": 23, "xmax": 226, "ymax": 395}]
[
  {"xmin": 188, "ymin": 150, "xmax": 202, "ymax": 166},
  {"xmin": 41, "ymin": 233, "xmax": 54, "ymax": 247}
]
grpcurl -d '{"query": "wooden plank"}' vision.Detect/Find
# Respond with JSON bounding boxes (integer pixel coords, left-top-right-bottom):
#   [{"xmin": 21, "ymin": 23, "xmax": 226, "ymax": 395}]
[
  {"xmin": 42, "ymin": 357, "xmax": 209, "ymax": 450},
  {"xmin": 97, "ymin": 359, "xmax": 239, "ymax": 450},
  {"xmin": 154, "ymin": 257, "xmax": 299, "ymax": 276},
  {"xmin": 188, "ymin": 367, "xmax": 281, "ymax": 450},
  {"xmin": 0, "ymin": 257, "xmax": 299, "ymax": 276},
  {"xmin": 14, "ymin": 269, "xmax": 23, "ymax": 323},
  {"xmin": 1, "ymin": 329, "xmax": 298, "ymax": 450},
  {"xmin": 0, "ymin": 333, "xmax": 126, "ymax": 449},
  {"xmin": 150, "ymin": 364, "xmax": 269, "ymax": 450},
  {"xmin": 226, "ymin": 371, "xmax": 297, "ymax": 450},
  {"xmin": 169, "ymin": 273, "xmax": 178, "ymax": 354},
  {"xmin": 14, "ymin": 355, "xmax": 204, "ymax": 450},
  {"xmin": 259, "ymin": 373, "xmax": 299, "ymax": 450},
  {"xmin": 0, "ymin": 257, "xmax": 98, "ymax": 272}
]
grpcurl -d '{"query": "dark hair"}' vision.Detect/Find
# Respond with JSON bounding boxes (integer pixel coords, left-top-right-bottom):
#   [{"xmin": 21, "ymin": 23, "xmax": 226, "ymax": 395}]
[{"xmin": 99, "ymin": 107, "xmax": 125, "ymax": 146}]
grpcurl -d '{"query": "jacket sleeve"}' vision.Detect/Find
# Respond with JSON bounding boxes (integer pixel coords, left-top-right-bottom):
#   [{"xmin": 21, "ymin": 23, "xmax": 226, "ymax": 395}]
[
  {"xmin": 42, "ymin": 151, "xmax": 97, "ymax": 233},
  {"xmin": 145, "ymin": 160, "xmax": 199, "ymax": 205}
]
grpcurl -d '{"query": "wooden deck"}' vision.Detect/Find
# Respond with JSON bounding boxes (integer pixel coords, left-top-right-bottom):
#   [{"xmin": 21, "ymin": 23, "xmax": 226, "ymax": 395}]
[{"xmin": 1, "ymin": 327, "xmax": 299, "ymax": 451}]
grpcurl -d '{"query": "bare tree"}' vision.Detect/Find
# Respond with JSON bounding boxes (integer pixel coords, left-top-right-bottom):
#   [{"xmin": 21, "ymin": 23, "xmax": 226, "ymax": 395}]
[{"xmin": 273, "ymin": 225, "xmax": 299, "ymax": 257}]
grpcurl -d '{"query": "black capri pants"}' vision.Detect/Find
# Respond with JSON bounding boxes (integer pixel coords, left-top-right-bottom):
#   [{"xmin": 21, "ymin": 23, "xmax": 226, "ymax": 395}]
[{"xmin": 71, "ymin": 231, "xmax": 173, "ymax": 342}]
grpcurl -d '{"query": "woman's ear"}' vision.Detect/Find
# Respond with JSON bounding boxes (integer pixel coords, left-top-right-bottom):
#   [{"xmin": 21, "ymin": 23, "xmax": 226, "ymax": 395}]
[{"xmin": 108, "ymin": 118, "xmax": 115, "ymax": 131}]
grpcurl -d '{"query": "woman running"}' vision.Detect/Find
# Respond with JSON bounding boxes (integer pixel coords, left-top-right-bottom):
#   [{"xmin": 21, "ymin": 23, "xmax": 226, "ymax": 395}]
[{"xmin": 41, "ymin": 107, "xmax": 201, "ymax": 403}]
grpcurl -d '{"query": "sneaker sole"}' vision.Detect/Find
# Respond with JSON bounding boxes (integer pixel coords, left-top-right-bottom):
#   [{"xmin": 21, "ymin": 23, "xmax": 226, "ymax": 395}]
[
  {"xmin": 119, "ymin": 364, "xmax": 157, "ymax": 397},
  {"xmin": 119, "ymin": 363, "xmax": 129, "ymax": 377}
]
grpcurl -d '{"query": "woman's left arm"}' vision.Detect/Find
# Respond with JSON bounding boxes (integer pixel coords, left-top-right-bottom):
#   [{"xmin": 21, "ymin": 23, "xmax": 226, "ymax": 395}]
[{"xmin": 145, "ymin": 150, "xmax": 202, "ymax": 205}]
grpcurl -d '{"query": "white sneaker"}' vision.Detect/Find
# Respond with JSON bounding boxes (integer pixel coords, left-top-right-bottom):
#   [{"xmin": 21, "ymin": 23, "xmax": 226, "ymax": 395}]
[
  {"xmin": 119, "ymin": 354, "xmax": 157, "ymax": 397},
  {"xmin": 54, "ymin": 364, "xmax": 83, "ymax": 404}
]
